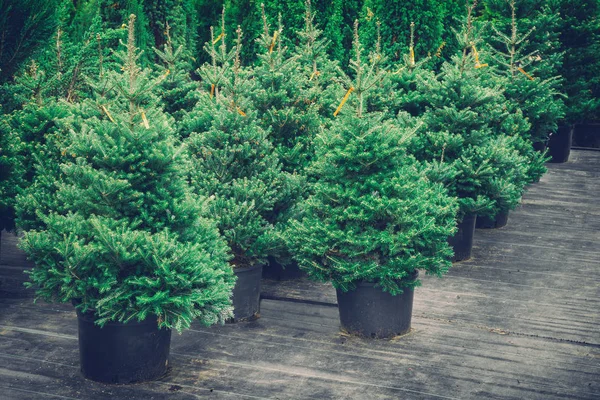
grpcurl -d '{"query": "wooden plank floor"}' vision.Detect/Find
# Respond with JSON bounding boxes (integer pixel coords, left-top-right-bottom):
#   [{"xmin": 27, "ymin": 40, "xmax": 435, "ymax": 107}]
[{"xmin": 1, "ymin": 150, "xmax": 599, "ymax": 399}]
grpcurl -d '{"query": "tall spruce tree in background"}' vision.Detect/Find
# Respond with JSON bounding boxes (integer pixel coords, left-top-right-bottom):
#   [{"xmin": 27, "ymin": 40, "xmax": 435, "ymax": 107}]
[
  {"xmin": 361, "ymin": 0, "xmax": 447, "ymax": 62},
  {"xmin": 293, "ymin": 0, "xmax": 340, "ymax": 119},
  {"xmin": 483, "ymin": 0, "xmax": 563, "ymax": 80},
  {"xmin": 153, "ymin": 23, "xmax": 200, "ymax": 122},
  {"xmin": 487, "ymin": 0, "xmax": 565, "ymax": 144},
  {"xmin": 187, "ymin": 24, "xmax": 295, "ymax": 268},
  {"xmin": 287, "ymin": 20, "xmax": 458, "ymax": 293},
  {"xmin": 556, "ymin": 0, "xmax": 600, "ymax": 122},
  {"xmin": 20, "ymin": 15, "xmax": 235, "ymax": 331}
]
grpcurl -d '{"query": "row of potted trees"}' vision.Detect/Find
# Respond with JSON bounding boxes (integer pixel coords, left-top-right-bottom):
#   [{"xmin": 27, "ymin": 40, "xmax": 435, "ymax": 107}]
[{"xmin": 0, "ymin": 0, "xmax": 568, "ymax": 384}]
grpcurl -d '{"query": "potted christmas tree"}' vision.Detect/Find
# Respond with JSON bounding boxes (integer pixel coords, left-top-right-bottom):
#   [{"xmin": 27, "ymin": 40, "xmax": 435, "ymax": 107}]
[
  {"xmin": 19, "ymin": 16, "xmax": 235, "ymax": 383},
  {"xmin": 250, "ymin": 6, "xmax": 317, "ymax": 280},
  {"xmin": 187, "ymin": 20, "xmax": 296, "ymax": 320},
  {"xmin": 412, "ymin": 0, "xmax": 528, "ymax": 251},
  {"xmin": 287, "ymin": 21, "xmax": 457, "ymax": 338}
]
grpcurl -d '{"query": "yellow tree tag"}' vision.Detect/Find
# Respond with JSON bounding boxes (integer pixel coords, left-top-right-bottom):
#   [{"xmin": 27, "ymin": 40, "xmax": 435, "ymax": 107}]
[
  {"xmin": 334, "ymin": 87, "xmax": 355, "ymax": 117},
  {"xmin": 213, "ymin": 32, "xmax": 224, "ymax": 45},
  {"xmin": 472, "ymin": 45, "xmax": 488, "ymax": 69},
  {"xmin": 101, "ymin": 105, "xmax": 115, "ymax": 123},
  {"xmin": 517, "ymin": 67, "xmax": 534, "ymax": 80},
  {"xmin": 269, "ymin": 31, "xmax": 279, "ymax": 54},
  {"xmin": 141, "ymin": 111, "xmax": 150, "ymax": 129}
]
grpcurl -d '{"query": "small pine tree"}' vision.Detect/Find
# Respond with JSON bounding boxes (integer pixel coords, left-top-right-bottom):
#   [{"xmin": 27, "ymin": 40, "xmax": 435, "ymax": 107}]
[
  {"xmin": 20, "ymin": 15, "xmax": 234, "ymax": 331},
  {"xmin": 555, "ymin": 0, "xmax": 600, "ymax": 122},
  {"xmin": 14, "ymin": 24, "xmax": 128, "ymax": 233},
  {"xmin": 187, "ymin": 23, "xmax": 295, "ymax": 268},
  {"xmin": 487, "ymin": 0, "xmax": 566, "ymax": 144},
  {"xmin": 366, "ymin": 20, "xmax": 433, "ymax": 119},
  {"xmin": 287, "ymin": 21, "xmax": 458, "ymax": 294},
  {"xmin": 252, "ymin": 5, "xmax": 323, "ymax": 175},
  {"xmin": 179, "ymin": 9, "xmax": 237, "ymax": 139},
  {"xmin": 414, "ymin": 0, "xmax": 529, "ymax": 219}
]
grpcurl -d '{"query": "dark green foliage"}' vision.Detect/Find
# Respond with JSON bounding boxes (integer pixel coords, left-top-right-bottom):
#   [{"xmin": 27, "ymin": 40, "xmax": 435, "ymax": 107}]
[
  {"xmin": 483, "ymin": 0, "xmax": 563, "ymax": 79},
  {"xmin": 187, "ymin": 25, "xmax": 296, "ymax": 268},
  {"xmin": 0, "ymin": 116, "xmax": 25, "ymax": 231},
  {"xmin": 11, "ymin": 102, "xmax": 72, "ymax": 231},
  {"xmin": 0, "ymin": 0, "xmax": 61, "ymax": 83},
  {"xmin": 361, "ymin": 0, "xmax": 447, "ymax": 61},
  {"xmin": 293, "ymin": 0, "xmax": 340, "ymax": 120},
  {"xmin": 262, "ymin": 0, "xmax": 306, "ymax": 47},
  {"xmin": 321, "ymin": 0, "xmax": 362, "ymax": 68},
  {"xmin": 555, "ymin": 0, "xmax": 600, "ymax": 122},
  {"xmin": 20, "ymin": 16, "xmax": 235, "ymax": 331},
  {"xmin": 223, "ymin": 0, "xmax": 263, "ymax": 64},
  {"xmin": 252, "ymin": 6, "xmax": 321, "ymax": 174},
  {"xmin": 153, "ymin": 24, "xmax": 200, "ymax": 121},
  {"xmin": 486, "ymin": 0, "xmax": 565, "ymax": 144},
  {"xmin": 98, "ymin": 0, "xmax": 154, "ymax": 63},
  {"xmin": 287, "ymin": 22, "xmax": 458, "ymax": 294},
  {"xmin": 288, "ymin": 114, "xmax": 458, "ymax": 294}
]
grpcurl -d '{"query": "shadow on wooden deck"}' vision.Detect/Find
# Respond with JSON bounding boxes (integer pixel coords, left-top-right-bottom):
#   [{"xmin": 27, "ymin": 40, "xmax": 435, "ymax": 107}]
[{"xmin": 1, "ymin": 150, "xmax": 599, "ymax": 399}]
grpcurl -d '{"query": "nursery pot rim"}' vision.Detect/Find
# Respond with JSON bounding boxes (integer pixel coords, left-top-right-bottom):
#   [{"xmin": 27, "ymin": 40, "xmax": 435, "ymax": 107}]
[
  {"xmin": 232, "ymin": 264, "xmax": 264, "ymax": 273},
  {"xmin": 350, "ymin": 270, "xmax": 420, "ymax": 289},
  {"xmin": 72, "ymin": 299, "xmax": 162, "ymax": 328},
  {"xmin": 76, "ymin": 310, "xmax": 161, "ymax": 327}
]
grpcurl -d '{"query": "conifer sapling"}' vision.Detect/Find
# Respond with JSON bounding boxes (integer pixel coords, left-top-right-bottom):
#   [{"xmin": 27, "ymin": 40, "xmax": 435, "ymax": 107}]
[
  {"xmin": 287, "ymin": 21, "xmax": 458, "ymax": 294},
  {"xmin": 187, "ymin": 20, "xmax": 295, "ymax": 268},
  {"xmin": 20, "ymin": 15, "xmax": 235, "ymax": 332}
]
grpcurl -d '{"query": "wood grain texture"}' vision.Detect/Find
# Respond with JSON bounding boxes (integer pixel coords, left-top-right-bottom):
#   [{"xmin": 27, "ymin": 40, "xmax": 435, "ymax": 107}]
[{"xmin": 1, "ymin": 150, "xmax": 599, "ymax": 399}]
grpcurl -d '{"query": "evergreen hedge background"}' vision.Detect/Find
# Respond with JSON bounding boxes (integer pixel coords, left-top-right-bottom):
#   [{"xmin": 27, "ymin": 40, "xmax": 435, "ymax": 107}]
[{"xmin": 1, "ymin": 0, "xmax": 598, "ymax": 122}]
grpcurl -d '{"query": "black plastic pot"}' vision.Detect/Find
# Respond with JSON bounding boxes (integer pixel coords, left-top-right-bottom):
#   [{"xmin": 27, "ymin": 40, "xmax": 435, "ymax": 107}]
[
  {"xmin": 76, "ymin": 311, "xmax": 171, "ymax": 384},
  {"xmin": 476, "ymin": 211, "xmax": 509, "ymax": 229},
  {"xmin": 532, "ymin": 141, "xmax": 547, "ymax": 152},
  {"xmin": 262, "ymin": 256, "xmax": 306, "ymax": 281},
  {"xmin": 232, "ymin": 264, "xmax": 263, "ymax": 321},
  {"xmin": 548, "ymin": 125, "xmax": 574, "ymax": 163},
  {"xmin": 448, "ymin": 214, "xmax": 476, "ymax": 262},
  {"xmin": 336, "ymin": 272, "xmax": 418, "ymax": 339},
  {"xmin": 573, "ymin": 123, "xmax": 600, "ymax": 148}
]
